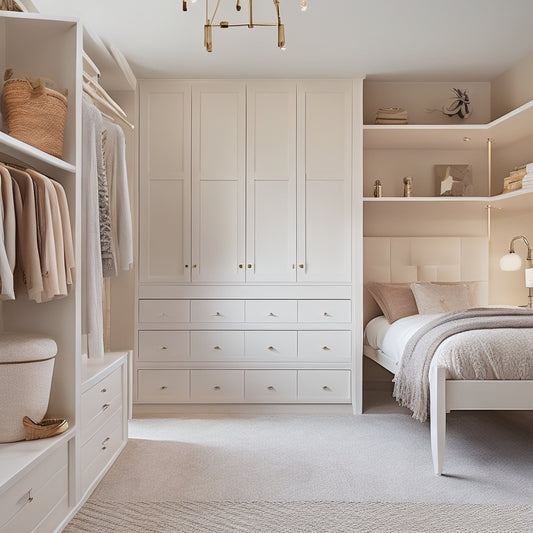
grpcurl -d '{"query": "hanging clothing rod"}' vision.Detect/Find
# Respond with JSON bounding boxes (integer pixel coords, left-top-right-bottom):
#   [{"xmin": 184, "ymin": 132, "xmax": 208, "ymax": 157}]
[{"xmin": 82, "ymin": 81, "xmax": 134, "ymax": 130}]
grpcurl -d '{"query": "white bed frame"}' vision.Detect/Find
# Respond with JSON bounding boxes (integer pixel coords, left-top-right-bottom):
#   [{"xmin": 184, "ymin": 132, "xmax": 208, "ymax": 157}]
[
  {"xmin": 363, "ymin": 345, "xmax": 533, "ymax": 475},
  {"xmin": 363, "ymin": 237, "xmax": 533, "ymax": 475}
]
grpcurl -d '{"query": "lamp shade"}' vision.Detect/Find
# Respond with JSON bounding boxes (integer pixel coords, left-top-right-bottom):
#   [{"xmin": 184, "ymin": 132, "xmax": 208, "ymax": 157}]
[{"xmin": 500, "ymin": 252, "xmax": 522, "ymax": 271}]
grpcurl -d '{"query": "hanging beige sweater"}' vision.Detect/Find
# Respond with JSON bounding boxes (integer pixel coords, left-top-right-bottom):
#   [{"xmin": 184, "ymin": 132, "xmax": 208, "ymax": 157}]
[{"xmin": 6, "ymin": 166, "xmax": 43, "ymax": 301}]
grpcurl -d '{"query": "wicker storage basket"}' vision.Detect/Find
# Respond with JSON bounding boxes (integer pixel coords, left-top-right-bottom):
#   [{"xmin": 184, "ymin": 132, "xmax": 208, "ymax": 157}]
[
  {"xmin": 0, "ymin": 332, "xmax": 58, "ymax": 443},
  {"xmin": 3, "ymin": 70, "xmax": 67, "ymax": 158}
]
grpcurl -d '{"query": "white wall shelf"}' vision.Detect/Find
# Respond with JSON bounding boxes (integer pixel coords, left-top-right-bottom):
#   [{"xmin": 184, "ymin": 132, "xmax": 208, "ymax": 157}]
[
  {"xmin": 0, "ymin": 131, "xmax": 76, "ymax": 176},
  {"xmin": 363, "ymin": 99, "xmax": 533, "ymax": 150}
]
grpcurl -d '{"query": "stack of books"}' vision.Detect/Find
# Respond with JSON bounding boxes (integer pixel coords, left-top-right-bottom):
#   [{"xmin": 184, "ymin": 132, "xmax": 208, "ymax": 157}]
[
  {"xmin": 375, "ymin": 107, "xmax": 408, "ymax": 125},
  {"xmin": 502, "ymin": 165, "xmax": 527, "ymax": 193}
]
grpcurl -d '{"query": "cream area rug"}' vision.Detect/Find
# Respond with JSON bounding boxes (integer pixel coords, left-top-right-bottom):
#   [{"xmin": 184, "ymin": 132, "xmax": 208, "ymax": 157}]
[
  {"xmin": 65, "ymin": 500, "xmax": 533, "ymax": 532},
  {"xmin": 65, "ymin": 411, "xmax": 533, "ymax": 532}
]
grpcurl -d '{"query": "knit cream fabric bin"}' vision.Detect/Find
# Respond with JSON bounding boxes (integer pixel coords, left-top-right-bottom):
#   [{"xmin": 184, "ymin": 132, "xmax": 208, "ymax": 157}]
[{"xmin": 0, "ymin": 333, "xmax": 57, "ymax": 442}]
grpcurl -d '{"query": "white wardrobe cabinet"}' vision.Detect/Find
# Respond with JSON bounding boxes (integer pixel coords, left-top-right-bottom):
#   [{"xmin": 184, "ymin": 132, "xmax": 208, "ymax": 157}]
[{"xmin": 136, "ymin": 78, "xmax": 356, "ymax": 411}]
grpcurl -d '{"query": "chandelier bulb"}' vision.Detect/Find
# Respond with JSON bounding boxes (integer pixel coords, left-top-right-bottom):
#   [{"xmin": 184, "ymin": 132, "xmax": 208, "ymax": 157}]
[
  {"xmin": 236, "ymin": 0, "xmax": 241, "ymax": 11},
  {"xmin": 182, "ymin": 0, "xmax": 187, "ymax": 12},
  {"xmin": 300, "ymin": 0, "xmax": 307, "ymax": 12},
  {"xmin": 277, "ymin": 23, "xmax": 285, "ymax": 49},
  {"xmin": 204, "ymin": 24, "xmax": 213, "ymax": 52}
]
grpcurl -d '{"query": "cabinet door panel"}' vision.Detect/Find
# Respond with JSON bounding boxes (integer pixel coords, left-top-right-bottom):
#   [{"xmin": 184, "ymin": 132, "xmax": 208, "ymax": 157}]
[
  {"xmin": 193, "ymin": 181, "xmax": 244, "ymax": 282},
  {"xmin": 248, "ymin": 180, "xmax": 295, "ymax": 282},
  {"xmin": 247, "ymin": 82, "xmax": 296, "ymax": 282},
  {"xmin": 299, "ymin": 180, "xmax": 351, "ymax": 282},
  {"xmin": 139, "ymin": 82, "xmax": 191, "ymax": 282}
]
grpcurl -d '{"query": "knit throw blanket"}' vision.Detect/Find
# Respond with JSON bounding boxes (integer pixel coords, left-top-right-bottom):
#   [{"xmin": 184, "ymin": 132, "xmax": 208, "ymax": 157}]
[{"xmin": 393, "ymin": 307, "xmax": 533, "ymax": 422}]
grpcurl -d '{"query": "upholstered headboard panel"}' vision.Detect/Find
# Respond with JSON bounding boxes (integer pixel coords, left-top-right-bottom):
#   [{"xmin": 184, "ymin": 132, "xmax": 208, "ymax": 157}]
[{"xmin": 363, "ymin": 237, "xmax": 489, "ymax": 325}]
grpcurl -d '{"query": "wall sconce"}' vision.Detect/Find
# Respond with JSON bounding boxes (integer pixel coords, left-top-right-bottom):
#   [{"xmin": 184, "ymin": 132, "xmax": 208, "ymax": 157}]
[{"xmin": 500, "ymin": 234, "xmax": 533, "ymax": 308}]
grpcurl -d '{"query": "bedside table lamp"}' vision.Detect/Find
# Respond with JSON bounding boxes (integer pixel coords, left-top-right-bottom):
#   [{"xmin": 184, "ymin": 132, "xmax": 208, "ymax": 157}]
[{"xmin": 499, "ymin": 235, "xmax": 533, "ymax": 308}]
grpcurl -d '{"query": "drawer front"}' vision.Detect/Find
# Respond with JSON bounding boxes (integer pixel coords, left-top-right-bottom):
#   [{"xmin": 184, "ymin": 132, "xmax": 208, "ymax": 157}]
[
  {"xmin": 298, "ymin": 370, "xmax": 351, "ymax": 402},
  {"xmin": 81, "ymin": 367, "xmax": 122, "ymax": 429},
  {"xmin": 139, "ymin": 299, "xmax": 189, "ymax": 323},
  {"xmin": 138, "ymin": 330, "xmax": 190, "ymax": 362},
  {"xmin": 298, "ymin": 331, "xmax": 351, "ymax": 362},
  {"xmin": 0, "ymin": 442, "xmax": 68, "ymax": 530},
  {"xmin": 137, "ymin": 369, "xmax": 190, "ymax": 403},
  {"xmin": 190, "ymin": 300, "xmax": 244, "ymax": 323},
  {"xmin": 191, "ymin": 331, "xmax": 244, "ymax": 360},
  {"xmin": 245, "ymin": 370, "xmax": 297, "ymax": 402},
  {"xmin": 245, "ymin": 331, "xmax": 297, "ymax": 360},
  {"xmin": 81, "ymin": 409, "xmax": 124, "ymax": 494},
  {"xmin": 298, "ymin": 300, "xmax": 351, "ymax": 323},
  {"xmin": 190, "ymin": 370, "xmax": 244, "ymax": 402},
  {"xmin": 245, "ymin": 300, "xmax": 297, "ymax": 323}
]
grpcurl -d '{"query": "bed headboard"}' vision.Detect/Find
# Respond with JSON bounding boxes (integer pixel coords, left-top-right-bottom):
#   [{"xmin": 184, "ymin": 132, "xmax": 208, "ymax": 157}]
[{"xmin": 363, "ymin": 237, "xmax": 489, "ymax": 325}]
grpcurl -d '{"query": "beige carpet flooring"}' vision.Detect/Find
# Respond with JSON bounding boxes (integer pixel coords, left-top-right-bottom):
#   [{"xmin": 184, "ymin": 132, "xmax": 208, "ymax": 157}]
[{"xmin": 89, "ymin": 409, "xmax": 533, "ymax": 505}]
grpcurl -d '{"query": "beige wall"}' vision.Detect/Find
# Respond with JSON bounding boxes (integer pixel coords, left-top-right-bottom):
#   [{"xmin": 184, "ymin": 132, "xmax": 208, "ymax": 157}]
[
  {"xmin": 108, "ymin": 90, "xmax": 137, "ymax": 352},
  {"xmin": 491, "ymin": 51, "xmax": 533, "ymax": 120}
]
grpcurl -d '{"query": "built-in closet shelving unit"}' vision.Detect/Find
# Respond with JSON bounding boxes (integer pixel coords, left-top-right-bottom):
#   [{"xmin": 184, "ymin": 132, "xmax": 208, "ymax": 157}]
[
  {"xmin": 0, "ymin": 12, "xmax": 130, "ymax": 532},
  {"xmin": 362, "ymin": 82, "xmax": 533, "ymax": 310}
]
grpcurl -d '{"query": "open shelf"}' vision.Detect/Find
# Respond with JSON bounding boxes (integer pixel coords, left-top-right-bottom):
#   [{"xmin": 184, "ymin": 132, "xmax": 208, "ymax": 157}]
[
  {"xmin": 363, "ymin": 99, "xmax": 533, "ymax": 150},
  {"xmin": 0, "ymin": 131, "xmax": 76, "ymax": 175},
  {"xmin": 363, "ymin": 188, "xmax": 533, "ymax": 210}
]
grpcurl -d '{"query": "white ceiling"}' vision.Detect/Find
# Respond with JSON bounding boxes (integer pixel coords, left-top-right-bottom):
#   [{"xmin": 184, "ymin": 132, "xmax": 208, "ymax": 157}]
[{"xmin": 29, "ymin": 0, "xmax": 533, "ymax": 82}]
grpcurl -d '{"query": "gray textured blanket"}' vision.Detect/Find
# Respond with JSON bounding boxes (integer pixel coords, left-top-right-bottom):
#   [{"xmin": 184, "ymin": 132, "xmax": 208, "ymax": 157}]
[{"xmin": 393, "ymin": 307, "xmax": 533, "ymax": 422}]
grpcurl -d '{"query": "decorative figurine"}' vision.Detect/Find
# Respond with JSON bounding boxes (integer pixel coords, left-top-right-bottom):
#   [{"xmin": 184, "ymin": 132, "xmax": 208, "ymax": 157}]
[
  {"xmin": 403, "ymin": 176, "xmax": 413, "ymax": 197},
  {"xmin": 442, "ymin": 88, "xmax": 471, "ymax": 119},
  {"xmin": 373, "ymin": 179, "xmax": 383, "ymax": 198}
]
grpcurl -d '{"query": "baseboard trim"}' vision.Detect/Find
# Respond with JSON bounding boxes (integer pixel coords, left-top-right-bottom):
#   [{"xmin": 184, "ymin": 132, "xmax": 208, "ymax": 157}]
[{"xmin": 132, "ymin": 403, "xmax": 354, "ymax": 417}]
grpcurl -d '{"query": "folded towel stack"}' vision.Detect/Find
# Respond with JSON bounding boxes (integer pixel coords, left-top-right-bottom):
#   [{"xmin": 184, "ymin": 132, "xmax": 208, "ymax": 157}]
[
  {"xmin": 375, "ymin": 107, "xmax": 408, "ymax": 125},
  {"xmin": 523, "ymin": 163, "xmax": 533, "ymax": 190}
]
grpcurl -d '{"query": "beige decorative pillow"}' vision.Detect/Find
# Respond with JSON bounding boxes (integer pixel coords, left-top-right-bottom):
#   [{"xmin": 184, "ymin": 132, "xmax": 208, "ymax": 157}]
[
  {"xmin": 410, "ymin": 282, "xmax": 470, "ymax": 314},
  {"xmin": 366, "ymin": 282, "xmax": 419, "ymax": 323}
]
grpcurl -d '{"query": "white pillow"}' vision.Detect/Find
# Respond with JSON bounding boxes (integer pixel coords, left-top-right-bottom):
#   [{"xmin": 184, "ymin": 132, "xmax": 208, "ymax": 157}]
[{"xmin": 410, "ymin": 282, "xmax": 470, "ymax": 314}]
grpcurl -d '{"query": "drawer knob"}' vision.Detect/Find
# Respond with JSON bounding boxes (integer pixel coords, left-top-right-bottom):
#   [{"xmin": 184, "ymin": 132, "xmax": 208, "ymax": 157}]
[
  {"xmin": 213, "ymin": 385, "xmax": 221, "ymax": 391},
  {"xmin": 322, "ymin": 386, "xmax": 331, "ymax": 391},
  {"xmin": 102, "ymin": 403, "xmax": 110, "ymax": 410},
  {"xmin": 102, "ymin": 446, "xmax": 107, "ymax": 450},
  {"xmin": 292, "ymin": 264, "xmax": 295, "ymax": 269},
  {"xmin": 193, "ymin": 264, "xmax": 197, "ymax": 268},
  {"xmin": 239, "ymin": 264, "xmax": 243, "ymax": 269},
  {"xmin": 268, "ymin": 345, "xmax": 275, "ymax": 351},
  {"xmin": 268, "ymin": 312, "xmax": 277, "ymax": 317},
  {"xmin": 160, "ymin": 386, "xmax": 168, "ymax": 390},
  {"xmin": 102, "ymin": 437, "xmax": 110, "ymax": 445},
  {"xmin": 160, "ymin": 346, "xmax": 168, "ymax": 350},
  {"xmin": 323, "ymin": 312, "xmax": 331, "ymax": 317},
  {"xmin": 247, "ymin": 264, "xmax": 252, "ymax": 269},
  {"xmin": 101, "ymin": 388, "xmax": 107, "ymax": 393},
  {"xmin": 267, "ymin": 386, "xmax": 275, "ymax": 391},
  {"xmin": 26, "ymin": 489, "xmax": 34, "ymax": 504},
  {"xmin": 185, "ymin": 264, "xmax": 189, "ymax": 268},
  {"xmin": 322, "ymin": 346, "xmax": 330, "ymax": 351},
  {"xmin": 298, "ymin": 264, "xmax": 304, "ymax": 269},
  {"xmin": 214, "ymin": 345, "xmax": 221, "ymax": 350},
  {"xmin": 214, "ymin": 311, "xmax": 222, "ymax": 317}
]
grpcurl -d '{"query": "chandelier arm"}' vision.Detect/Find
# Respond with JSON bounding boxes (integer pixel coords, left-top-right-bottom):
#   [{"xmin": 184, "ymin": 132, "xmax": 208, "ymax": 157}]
[{"xmin": 208, "ymin": 0, "xmax": 222, "ymax": 24}]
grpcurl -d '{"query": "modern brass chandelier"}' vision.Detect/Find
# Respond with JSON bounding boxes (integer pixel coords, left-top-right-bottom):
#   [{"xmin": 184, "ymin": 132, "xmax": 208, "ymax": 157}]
[{"xmin": 182, "ymin": 0, "xmax": 308, "ymax": 52}]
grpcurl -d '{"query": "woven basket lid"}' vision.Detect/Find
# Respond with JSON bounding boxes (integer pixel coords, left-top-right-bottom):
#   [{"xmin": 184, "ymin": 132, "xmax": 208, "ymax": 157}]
[{"xmin": 0, "ymin": 332, "xmax": 57, "ymax": 364}]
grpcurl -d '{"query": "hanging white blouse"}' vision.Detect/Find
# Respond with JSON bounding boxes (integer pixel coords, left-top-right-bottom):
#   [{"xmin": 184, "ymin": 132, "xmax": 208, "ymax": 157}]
[
  {"xmin": 102, "ymin": 120, "xmax": 133, "ymax": 272},
  {"xmin": 0, "ymin": 169, "xmax": 14, "ymax": 300}
]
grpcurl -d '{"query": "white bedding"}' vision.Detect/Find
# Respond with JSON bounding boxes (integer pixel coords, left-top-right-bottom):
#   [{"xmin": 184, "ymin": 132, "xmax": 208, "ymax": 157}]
[{"xmin": 365, "ymin": 314, "xmax": 443, "ymax": 365}]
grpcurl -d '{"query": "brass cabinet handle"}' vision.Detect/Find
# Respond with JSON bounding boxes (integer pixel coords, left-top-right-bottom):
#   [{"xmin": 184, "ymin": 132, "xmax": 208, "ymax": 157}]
[
  {"xmin": 268, "ymin": 312, "xmax": 277, "ymax": 317},
  {"xmin": 160, "ymin": 346, "xmax": 168, "ymax": 350},
  {"xmin": 102, "ymin": 403, "xmax": 110, "ymax": 410},
  {"xmin": 214, "ymin": 345, "xmax": 221, "ymax": 350},
  {"xmin": 322, "ymin": 386, "xmax": 331, "ymax": 391},
  {"xmin": 102, "ymin": 437, "xmax": 110, "ymax": 445},
  {"xmin": 26, "ymin": 489, "xmax": 34, "ymax": 504},
  {"xmin": 247, "ymin": 264, "xmax": 252, "ymax": 268},
  {"xmin": 322, "ymin": 346, "xmax": 330, "ymax": 351},
  {"xmin": 298, "ymin": 264, "xmax": 304, "ymax": 269},
  {"xmin": 185, "ymin": 264, "xmax": 189, "ymax": 268},
  {"xmin": 160, "ymin": 386, "xmax": 168, "ymax": 390},
  {"xmin": 268, "ymin": 345, "xmax": 275, "ymax": 351},
  {"xmin": 101, "ymin": 388, "xmax": 107, "ymax": 393},
  {"xmin": 323, "ymin": 312, "xmax": 331, "ymax": 317},
  {"xmin": 102, "ymin": 446, "xmax": 107, "ymax": 451},
  {"xmin": 213, "ymin": 385, "xmax": 221, "ymax": 391},
  {"xmin": 214, "ymin": 311, "xmax": 222, "ymax": 317},
  {"xmin": 267, "ymin": 386, "xmax": 275, "ymax": 391},
  {"xmin": 192, "ymin": 264, "xmax": 197, "ymax": 268},
  {"xmin": 239, "ymin": 264, "xmax": 243, "ymax": 268},
  {"xmin": 292, "ymin": 264, "xmax": 295, "ymax": 269}
]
